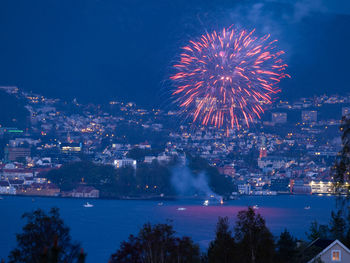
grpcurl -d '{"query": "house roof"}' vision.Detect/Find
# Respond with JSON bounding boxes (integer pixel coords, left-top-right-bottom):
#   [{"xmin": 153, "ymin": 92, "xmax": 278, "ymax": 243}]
[
  {"xmin": 74, "ymin": 186, "xmax": 97, "ymax": 193},
  {"xmin": 307, "ymin": 239, "xmax": 350, "ymax": 263},
  {"xmin": 307, "ymin": 238, "xmax": 334, "ymax": 250}
]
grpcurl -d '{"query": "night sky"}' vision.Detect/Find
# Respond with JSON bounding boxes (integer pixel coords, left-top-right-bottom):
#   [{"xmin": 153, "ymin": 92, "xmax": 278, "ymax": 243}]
[{"xmin": 0, "ymin": 0, "xmax": 349, "ymax": 108}]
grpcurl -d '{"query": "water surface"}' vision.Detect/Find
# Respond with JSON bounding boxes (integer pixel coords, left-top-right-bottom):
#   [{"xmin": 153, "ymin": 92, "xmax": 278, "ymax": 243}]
[{"xmin": 0, "ymin": 195, "xmax": 336, "ymax": 262}]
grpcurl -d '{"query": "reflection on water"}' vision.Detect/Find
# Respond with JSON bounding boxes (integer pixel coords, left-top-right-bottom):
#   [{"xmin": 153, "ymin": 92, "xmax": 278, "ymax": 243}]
[{"xmin": 0, "ymin": 195, "xmax": 336, "ymax": 263}]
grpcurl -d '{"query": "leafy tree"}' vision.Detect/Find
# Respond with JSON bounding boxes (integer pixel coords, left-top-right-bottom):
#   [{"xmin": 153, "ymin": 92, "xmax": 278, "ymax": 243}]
[
  {"xmin": 135, "ymin": 161, "xmax": 175, "ymax": 196},
  {"xmin": 45, "ymin": 160, "xmax": 177, "ymax": 197},
  {"xmin": 126, "ymin": 147, "xmax": 163, "ymax": 162},
  {"xmin": 275, "ymin": 229, "xmax": 297, "ymax": 263},
  {"xmin": 110, "ymin": 223, "xmax": 200, "ymax": 263},
  {"xmin": 306, "ymin": 221, "xmax": 329, "ymax": 241},
  {"xmin": 329, "ymin": 210, "xmax": 346, "ymax": 241},
  {"xmin": 45, "ymin": 161, "xmax": 117, "ymax": 192},
  {"xmin": 234, "ymin": 207, "xmax": 275, "ymax": 263},
  {"xmin": 114, "ymin": 166, "xmax": 137, "ymax": 196},
  {"xmin": 8, "ymin": 208, "xmax": 83, "ymax": 263},
  {"xmin": 207, "ymin": 217, "xmax": 237, "ymax": 263}
]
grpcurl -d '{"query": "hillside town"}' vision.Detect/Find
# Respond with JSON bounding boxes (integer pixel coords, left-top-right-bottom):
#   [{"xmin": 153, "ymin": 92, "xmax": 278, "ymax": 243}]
[{"xmin": 1, "ymin": 85, "xmax": 350, "ymax": 198}]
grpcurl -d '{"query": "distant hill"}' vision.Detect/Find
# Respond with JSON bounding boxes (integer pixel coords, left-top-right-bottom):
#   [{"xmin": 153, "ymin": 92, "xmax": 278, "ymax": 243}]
[{"xmin": 0, "ymin": 90, "xmax": 29, "ymax": 129}]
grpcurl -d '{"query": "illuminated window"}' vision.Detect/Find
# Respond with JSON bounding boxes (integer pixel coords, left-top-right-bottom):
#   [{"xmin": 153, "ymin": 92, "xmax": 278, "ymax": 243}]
[{"xmin": 332, "ymin": 250, "xmax": 341, "ymax": 261}]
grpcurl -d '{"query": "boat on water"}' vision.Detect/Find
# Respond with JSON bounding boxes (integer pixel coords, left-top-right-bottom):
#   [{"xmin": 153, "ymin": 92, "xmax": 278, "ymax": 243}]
[
  {"xmin": 202, "ymin": 197, "xmax": 224, "ymax": 206},
  {"xmin": 177, "ymin": 207, "xmax": 186, "ymax": 211},
  {"xmin": 253, "ymin": 205, "xmax": 259, "ymax": 210},
  {"xmin": 83, "ymin": 202, "xmax": 94, "ymax": 208},
  {"xmin": 157, "ymin": 202, "xmax": 163, "ymax": 206},
  {"xmin": 304, "ymin": 206, "xmax": 311, "ymax": 210}
]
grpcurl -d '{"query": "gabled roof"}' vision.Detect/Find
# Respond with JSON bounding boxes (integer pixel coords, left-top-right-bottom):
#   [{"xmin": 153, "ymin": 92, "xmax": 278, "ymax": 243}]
[
  {"xmin": 307, "ymin": 238, "xmax": 334, "ymax": 250},
  {"xmin": 308, "ymin": 239, "xmax": 350, "ymax": 263}
]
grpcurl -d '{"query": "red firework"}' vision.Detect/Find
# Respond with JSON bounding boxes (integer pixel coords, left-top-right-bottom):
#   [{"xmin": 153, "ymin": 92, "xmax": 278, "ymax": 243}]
[{"xmin": 170, "ymin": 26, "xmax": 290, "ymax": 130}]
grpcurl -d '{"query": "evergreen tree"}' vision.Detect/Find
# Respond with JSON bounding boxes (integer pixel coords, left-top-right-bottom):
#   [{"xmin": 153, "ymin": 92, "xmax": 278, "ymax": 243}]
[
  {"xmin": 293, "ymin": 241, "xmax": 324, "ymax": 263},
  {"xmin": 306, "ymin": 221, "xmax": 329, "ymax": 241},
  {"xmin": 8, "ymin": 208, "xmax": 83, "ymax": 263},
  {"xmin": 329, "ymin": 210, "xmax": 346, "ymax": 241},
  {"xmin": 275, "ymin": 229, "xmax": 297, "ymax": 263},
  {"xmin": 234, "ymin": 207, "xmax": 275, "ymax": 263},
  {"xmin": 333, "ymin": 114, "xmax": 350, "ymax": 194},
  {"xmin": 207, "ymin": 217, "xmax": 236, "ymax": 263}
]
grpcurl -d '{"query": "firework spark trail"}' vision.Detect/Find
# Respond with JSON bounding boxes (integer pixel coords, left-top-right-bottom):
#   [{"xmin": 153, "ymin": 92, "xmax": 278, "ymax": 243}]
[{"xmin": 170, "ymin": 26, "xmax": 290, "ymax": 131}]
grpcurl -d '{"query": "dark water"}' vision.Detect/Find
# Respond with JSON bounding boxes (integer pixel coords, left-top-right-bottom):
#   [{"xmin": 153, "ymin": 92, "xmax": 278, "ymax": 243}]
[{"xmin": 0, "ymin": 195, "xmax": 336, "ymax": 262}]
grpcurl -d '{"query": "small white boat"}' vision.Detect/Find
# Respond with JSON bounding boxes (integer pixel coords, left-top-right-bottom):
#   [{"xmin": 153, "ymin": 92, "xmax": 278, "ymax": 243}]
[
  {"xmin": 177, "ymin": 207, "xmax": 186, "ymax": 211},
  {"xmin": 157, "ymin": 202, "xmax": 163, "ymax": 206},
  {"xmin": 253, "ymin": 205, "xmax": 259, "ymax": 210},
  {"xmin": 83, "ymin": 202, "xmax": 94, "ymax": 208},
  {"xmin": 203, "ymin": 200, "xmax": 209, "ymax": 206},
  {"xmin": 304, "ymin": 206, "xmax": 311, "ymax": 210}
]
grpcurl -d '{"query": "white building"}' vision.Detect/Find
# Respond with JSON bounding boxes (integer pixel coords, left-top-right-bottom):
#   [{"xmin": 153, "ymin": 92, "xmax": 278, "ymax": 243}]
[
  {"xmin": 157, "ymin": 154, "xmax": 172, "ymax": 163},
  {"xmin": 238, "ymin": 184, "xmax": 251, "ymax": 195},
  {"xmin": 310, "ymin": 181, "xmax": 333, "ymax": 194},
  {"xmin": 114, "ymin": 158, "xmax": 137, "ymax": 169},
  {"xmin": 0, "ymin": 181, "xmax": 16, "ymax": 195},
  {"xmin": 144, "ymin": 156, "xmax": 157, "ymax": 164}
]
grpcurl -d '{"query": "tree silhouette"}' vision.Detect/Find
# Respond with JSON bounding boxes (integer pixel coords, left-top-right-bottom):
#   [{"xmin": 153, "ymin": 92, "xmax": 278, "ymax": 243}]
[
  {"xmin": 275, "ymin": 229, "xmax": 297, "ymax": 263},
  {"xmin": 306, "ymin": 221, "xmax": 329, "ymax": 241},
  {"xmin": 207, "ymin": 217, "xmax": 237, "ymax": 263},
  {"xmin": 110, "ymin": 223, "xmax": 200, "ymax": 263},
  {"xmin": 329, "ymin": 210, "xmax": 346, "ymax": 241},
  {"xmin": 234, "ymin": 207, "xmax": 275, "ymax": 263},
  {"xmin": 333, "ymin": 114, "xmax": 350, "ymax": 195},
  {"xmin": 8, "ymin": 208, "xmax": 83, "ymax": 263}
]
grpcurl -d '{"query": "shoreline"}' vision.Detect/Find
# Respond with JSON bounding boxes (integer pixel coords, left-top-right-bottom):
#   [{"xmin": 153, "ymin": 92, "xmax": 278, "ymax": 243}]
[{"xmin": 0, "ymin": 192, "xmax": 339, "ymax": 201}]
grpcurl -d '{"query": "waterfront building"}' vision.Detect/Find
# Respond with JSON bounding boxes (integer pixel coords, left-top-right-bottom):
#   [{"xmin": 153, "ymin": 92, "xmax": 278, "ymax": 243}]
[
  {"xmin": 16, "ymin": 183, "xmax": 60, "ymax": 196},
  {"xmin": 0, "ymin": 181, "xmax": 16, "ymax": 194},
  {"xmin": 310, "ymin": 181, "xmax": 333, "ymax": 194},
  {"xmin": 290, "ymin": 180, "xmax": 312, "ymax": 194},
  {"xmin": 66, "ymin": 186, "xmax": 100, "ymax": 198}
]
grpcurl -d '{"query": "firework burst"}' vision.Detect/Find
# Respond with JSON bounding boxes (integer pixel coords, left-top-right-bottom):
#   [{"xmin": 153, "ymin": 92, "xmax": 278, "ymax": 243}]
[{"xmin": 170, "ymin": 26, "xmax": 290, "ymax": 131}]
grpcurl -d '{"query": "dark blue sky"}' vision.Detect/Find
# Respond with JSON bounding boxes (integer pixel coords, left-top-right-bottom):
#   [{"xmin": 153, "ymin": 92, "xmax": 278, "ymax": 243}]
[{"xmin": 0, "ymin": 0, "xmax": 349, "ymax": 108}]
